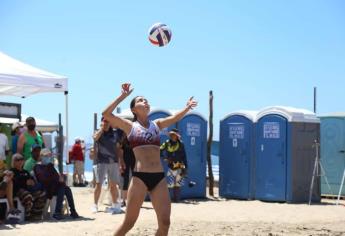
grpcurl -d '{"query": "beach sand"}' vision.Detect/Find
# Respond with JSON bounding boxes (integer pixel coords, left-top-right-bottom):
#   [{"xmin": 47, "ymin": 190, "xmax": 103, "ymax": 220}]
[{"xmin": 1, "ymin": 187, "xmax": 345, "ymax": 236}]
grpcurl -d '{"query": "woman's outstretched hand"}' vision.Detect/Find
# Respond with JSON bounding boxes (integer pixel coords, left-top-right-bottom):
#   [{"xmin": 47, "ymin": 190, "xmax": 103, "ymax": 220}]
[
  {"xmin": 187, "ymin": 96, "xmax": 198, "ymax": 110},
  {"xmin": 121, "ymin": 83, "xmax": 134, "ymax": 97}
]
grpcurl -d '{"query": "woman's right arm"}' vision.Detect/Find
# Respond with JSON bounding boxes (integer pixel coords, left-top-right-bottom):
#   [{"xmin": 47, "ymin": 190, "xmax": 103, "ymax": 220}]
[{"xmin": 102, "ymin": 83, "xmax": 133, "ymax": 135}]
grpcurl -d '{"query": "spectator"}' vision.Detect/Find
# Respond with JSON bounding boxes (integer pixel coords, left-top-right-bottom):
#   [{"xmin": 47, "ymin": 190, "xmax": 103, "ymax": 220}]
[
  {"xmin": 70, "ymin": 137, "xmax": 86, "ymax": 187},
  {"xmin": 23, "ymin": 144, "xmax": 42, "ymax": 173},
  {"xmin": 92, "ymin": 117, "xmax": 124, "ymax": 214},
  {"xmin": 0, "ymin": 124, "xmax": 10, "ymax": 168},
  {"xmin": 10, "ymin": 153, "xmax": 46, "ymax": 221},
  {"xmin": 0, "ymin": 169, "xmax": 21, "ymax": 224},
  {"xmin": 34, "ymin": 149, "xmax": 80, "ymax": 220},
  {"xmin": 160, "ymin": 128, "xmax": 189, "ymax": 202},
  {"xmin": 11, "ymin": 122, "xmax": 23, "ymax": 155},
  {"xmin": 119, "ymin": 133, "xmax": 135, "ymax": 207},
  {"xmin": 17, "ymin": 117, "xmax": 44, "ymax": 161}
]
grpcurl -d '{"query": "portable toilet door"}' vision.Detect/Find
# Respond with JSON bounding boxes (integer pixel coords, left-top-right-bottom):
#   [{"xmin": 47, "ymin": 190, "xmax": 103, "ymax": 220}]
[
  {"xmin": 255, "ymin": 112, "xmax": 287, "ymax": 201},
  {"xmin": 177, "ymin": 112, "xmax": 207, "ymax": 199},
  {"xmin": 319, "ymin": 113, "xmax": 345, "ymax": 196},
  {"xmin": 219, "ymin": 111, "xmax": 257, "ymax": 199}
]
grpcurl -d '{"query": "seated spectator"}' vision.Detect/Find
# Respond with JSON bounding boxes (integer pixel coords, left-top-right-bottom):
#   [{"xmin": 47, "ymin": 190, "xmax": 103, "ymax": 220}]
[
  {"xmin": 10, "ymin": 153, "xmax": 46, "ymax": 221},
  {"xmin": 0, "ymin": 169, "xmax": 21, "ymax": 224},
  {"xmin": 23, "ymin": 143, "xmax": 42, "ymax": 173},
  {"xmin": 34, "ymin": 149, "xmax": 80, "ymax": 220}
]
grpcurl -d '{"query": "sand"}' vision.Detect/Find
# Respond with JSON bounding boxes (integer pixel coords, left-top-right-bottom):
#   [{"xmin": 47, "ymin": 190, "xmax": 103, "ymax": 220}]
[{"xmin": 1, "ymin": 187, "xmax": 345, "ymax": 236}]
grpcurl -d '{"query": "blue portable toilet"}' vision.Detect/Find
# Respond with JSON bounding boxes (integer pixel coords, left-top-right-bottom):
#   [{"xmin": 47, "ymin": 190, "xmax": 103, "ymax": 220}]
[
  {"xmin": 319, "ymin": 113, "xmax": 345, "ymax": 196},
  {"xmin": 255, "ymin": 106, "xmax": 320, "ymax": 203},
  {"xmin": 177, "ymin": 111, "xmax": 207, "ymax": 199},
  {"xmin": 219, "ymin": 110, "xmax": 257, "ymax": 199},
  {"xmin": 148, "ymin": 109, "xmax": 174, "ymax": 173}
]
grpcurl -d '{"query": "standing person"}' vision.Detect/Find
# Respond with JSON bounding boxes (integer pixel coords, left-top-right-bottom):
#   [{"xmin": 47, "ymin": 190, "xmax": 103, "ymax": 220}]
[
  {"xmin": 17, "ymin": 117, "xmax": 44, "ymax": 161},
  {"xmin": 11, "ymin": 122, "xmax": 23, "ymax": 155},
  {"xmin": 160, "ymin": 128, "xmax": 189, "ymax": 202},
  {"xmin": 92, "ymin": 117, "xmax": 124, "ymax": 214},
  {"xmin": 119, "ymin": 133, "xmax": 135, "ymax": 207},
  {"xmin": 0, "ymin": 124, "xmax": 10, "ymax": 168},
  {"xmin": 102, "ymin": 83, "xmax": 197, "ymax": 236},
  {"xmin": 70, "ymin": 137, "xmax": 86, "ymax": 187}
]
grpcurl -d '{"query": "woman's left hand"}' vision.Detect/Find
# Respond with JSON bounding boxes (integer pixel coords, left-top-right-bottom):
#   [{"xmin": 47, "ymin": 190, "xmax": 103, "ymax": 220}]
[{"xmin": 186, "ymin": 96, "xmax": 198, "ymax": 110}]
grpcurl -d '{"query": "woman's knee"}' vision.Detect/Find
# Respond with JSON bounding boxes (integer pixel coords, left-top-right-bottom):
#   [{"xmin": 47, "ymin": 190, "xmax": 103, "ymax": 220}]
[{"xmin": 159, "ymin": 215, "xmax": 170, "ymax": 228}]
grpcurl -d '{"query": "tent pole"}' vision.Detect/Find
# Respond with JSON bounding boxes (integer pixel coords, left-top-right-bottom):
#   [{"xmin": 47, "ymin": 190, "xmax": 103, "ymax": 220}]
[{"xmin": 65, "ymin": 91, "xmax": 69, "ymax": 176}]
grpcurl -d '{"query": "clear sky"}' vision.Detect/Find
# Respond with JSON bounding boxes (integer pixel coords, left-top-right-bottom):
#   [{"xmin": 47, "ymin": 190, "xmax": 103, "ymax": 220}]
[{"xmin": 0, "ymin": 0, "xmax": 344, "ymax": 143}]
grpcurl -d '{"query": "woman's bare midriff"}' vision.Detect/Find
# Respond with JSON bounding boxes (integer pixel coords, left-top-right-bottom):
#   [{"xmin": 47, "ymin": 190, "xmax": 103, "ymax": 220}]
[{"xmin": 132, "ymin": 145, "xmax": 163, "ymax": 172}]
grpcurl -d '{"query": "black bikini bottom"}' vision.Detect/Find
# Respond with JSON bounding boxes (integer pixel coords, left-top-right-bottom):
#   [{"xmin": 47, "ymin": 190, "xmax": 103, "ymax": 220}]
[{"xmin": 132, "ymin": 172, "xmax": 165, "ymax": 191}]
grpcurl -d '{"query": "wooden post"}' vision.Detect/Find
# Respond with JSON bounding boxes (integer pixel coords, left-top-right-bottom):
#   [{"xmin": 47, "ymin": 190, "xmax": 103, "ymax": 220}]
[
  {"xmin": 57, "ymin": 113, "xmax": 64, "ymax": 174},
  {"xmin": 207, "ymin": 90, "xmax": 214, "ymax": 196}
]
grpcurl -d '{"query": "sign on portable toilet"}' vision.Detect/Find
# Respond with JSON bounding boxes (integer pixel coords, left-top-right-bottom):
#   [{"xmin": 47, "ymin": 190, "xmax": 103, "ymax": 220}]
[
  {"xmin": 255, "ymin": 106, "xmax": 320, "ymax": 202},
  {"xmin": 319, "ymin": 112, "xmax": 345, "ymax": 196},
  {"xmin": 177, "ymin": 111, "xmax": 207, "ymax": 199},
  {"xmin": 219, "ymin": 110, "xmax": 257, "ymax": 199}
]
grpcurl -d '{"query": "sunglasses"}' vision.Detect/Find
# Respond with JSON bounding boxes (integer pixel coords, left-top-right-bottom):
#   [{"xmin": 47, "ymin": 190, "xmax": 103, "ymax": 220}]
[{"xmin": 15, "ymin": 158, "xmax": 24, "ymax": 161}]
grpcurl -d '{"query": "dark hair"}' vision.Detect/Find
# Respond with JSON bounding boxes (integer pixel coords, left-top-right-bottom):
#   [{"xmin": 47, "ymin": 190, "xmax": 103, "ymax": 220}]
[
  {"xmin": 26, "ymin": 116, "xmax": 35, "ymax": 123},
  {"xmin": 130, "ymin": 96, "xmax": 140, "ymax": 121}
]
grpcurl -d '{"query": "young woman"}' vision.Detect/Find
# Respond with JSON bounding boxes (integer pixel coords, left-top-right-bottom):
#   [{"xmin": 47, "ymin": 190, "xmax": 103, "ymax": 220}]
[{"xmin": 102, "ymin": 83, "xmax": 197, "ymax": 236}]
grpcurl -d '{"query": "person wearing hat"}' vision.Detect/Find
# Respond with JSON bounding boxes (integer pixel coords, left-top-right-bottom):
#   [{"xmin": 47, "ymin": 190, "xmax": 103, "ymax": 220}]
[
  {"xmin": 17, "ymin": 117, "xmax": 44, "ymax": 161},
  {"xmin": 10, "ymin": 153, "xmax": 46, "ymax": 221},
  {"xmin": 33, "ymin": 148, "xmax": 80, "ymax": 220},
  {"xmin": 11, "ymin": 122, "xmax": 23, "ymax": 155},
  {"xmin": 160, "ymin": 128, "xmax": 188, "ymax": 202},
  {"xmin": 23, "ymin": 143, "xmax": 42, "ymax": 173},
  {"xmin": 70, "ymin": 137, "xmax": 86, "ymax": 187}
]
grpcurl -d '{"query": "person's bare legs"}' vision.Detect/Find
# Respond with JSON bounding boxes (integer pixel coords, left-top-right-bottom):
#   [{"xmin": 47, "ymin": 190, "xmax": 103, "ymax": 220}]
[
  {"xmin": 94, "ymin": 183, "xmax": 102, "ymax": 204},
  {"xmin": 109, "ymin": 180, "xmax": 119, "ymax": 204},
  {"xmin": 114, "ymin": 178, "xmax": 147, "ymax": 236},
  {"xmin": 6, "ymin": 180, "xmax": 15, "ymax": 210},
  {"xmin": 149, "ymin": 179, "xmax": 171, "ymax": 236}
]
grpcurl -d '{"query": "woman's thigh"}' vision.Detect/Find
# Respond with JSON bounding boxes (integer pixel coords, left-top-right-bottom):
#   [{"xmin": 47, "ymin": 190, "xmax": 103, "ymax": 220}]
[
  {"xmin": 149, "ymin": 179, "xmax": 171, "ymax": 220},
  {"xmin": 124, "ymin": 178, "xmax": 147, "ymax": 220}
]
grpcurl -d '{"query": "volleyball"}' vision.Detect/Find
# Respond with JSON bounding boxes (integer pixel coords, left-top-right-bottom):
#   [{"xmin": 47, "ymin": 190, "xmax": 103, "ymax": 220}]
[{"xmin": 148, "ymin": 23, "xmax": 172, "ymax": 47}]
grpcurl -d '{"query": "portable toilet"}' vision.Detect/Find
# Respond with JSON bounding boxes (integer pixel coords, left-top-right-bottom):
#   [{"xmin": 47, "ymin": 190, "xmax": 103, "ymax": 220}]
[
  {"xmin": 177, "ymin": 111, "xmax": 207, "ymax": 199},
  {"xmin": 149, "ymin": 109, "xmax": 174, "ymax": 140},
  {"xmin": 255, "ymin": 106, "xmax": 320, "ymax": 203},
  {"xmin": 319, "ymin": 113, "xmax": 345, "ymax": 197},
  {"xmin": 219, "ymin": 110, "xmax": 257, "ymax": 199},
  {"xmin": 148, "ymin": 109, "xmax": 174, "ymax": 174}
]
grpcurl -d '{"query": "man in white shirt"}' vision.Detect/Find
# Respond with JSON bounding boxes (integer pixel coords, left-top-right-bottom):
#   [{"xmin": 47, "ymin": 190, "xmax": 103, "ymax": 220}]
[{"xmin": 0, "ymin": 128, "xmax": 9, "ymax": 161}]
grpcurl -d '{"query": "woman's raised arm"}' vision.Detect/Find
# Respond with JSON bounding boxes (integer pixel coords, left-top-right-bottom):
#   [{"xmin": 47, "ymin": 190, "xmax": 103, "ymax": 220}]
[
  {"xmin": 102, "ymin": 83, "xmax": 134, "ymax": 135},
  {"xmin": 155, "ymin": 96, "xmax": 198, "ymax": 130}
]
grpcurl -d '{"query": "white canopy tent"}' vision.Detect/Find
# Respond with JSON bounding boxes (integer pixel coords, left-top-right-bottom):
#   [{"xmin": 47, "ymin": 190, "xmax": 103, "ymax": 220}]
[
  {"xmin": 0, "ymin": 51, "xmax": 69, "ymax": 160},
  {"xmin": 0, "ymin": 114, "xmax": 59, "ymax": 133}
]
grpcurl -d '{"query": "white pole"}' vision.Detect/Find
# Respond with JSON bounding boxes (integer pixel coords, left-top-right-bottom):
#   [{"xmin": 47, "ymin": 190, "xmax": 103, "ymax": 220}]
[
  {"xmin": 65, "ymin": 91, "xmax": 69, "ymax": 175},
  {"xmin": 336, "ymin": 168, "xmax": 345, "ymax": 205}
]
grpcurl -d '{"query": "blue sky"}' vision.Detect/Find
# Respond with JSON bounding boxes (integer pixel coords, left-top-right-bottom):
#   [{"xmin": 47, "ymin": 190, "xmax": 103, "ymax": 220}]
[{"xmin": 0, "ymin": 0, "xmax": 344, "ymax": 143}]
